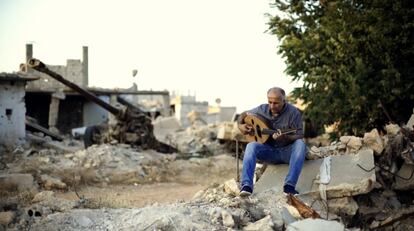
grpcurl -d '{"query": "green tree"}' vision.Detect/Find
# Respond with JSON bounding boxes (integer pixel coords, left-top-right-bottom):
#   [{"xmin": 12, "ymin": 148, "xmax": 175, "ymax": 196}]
[{"xmin": 268, "ymin": 0, "xmax": 414, "ymax": 136}]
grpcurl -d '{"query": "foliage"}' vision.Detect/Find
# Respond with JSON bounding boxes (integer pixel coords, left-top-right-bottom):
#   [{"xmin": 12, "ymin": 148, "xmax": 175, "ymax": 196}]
[{"xmin": 268, "ymin": 0, "xmax": 414, "ymax": 136}]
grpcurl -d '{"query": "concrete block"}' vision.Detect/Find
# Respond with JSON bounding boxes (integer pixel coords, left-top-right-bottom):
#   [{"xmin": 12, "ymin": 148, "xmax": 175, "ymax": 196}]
[
  {"xmin": 287, "ymin": 218, "xmax": 344, "ymax": 231},
  {"xmin": 394, "ymin": 163, "xmax": 414, "ymax": 190},
  {"xmin": 254, "ymin": 149, "xmax": 375, "ymax": 198}
]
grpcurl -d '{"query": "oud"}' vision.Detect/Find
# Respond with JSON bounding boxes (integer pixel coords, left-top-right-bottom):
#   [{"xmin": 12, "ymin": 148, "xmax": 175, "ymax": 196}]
[{"xmin": 243, "ymin": 114, "xmax": 297, "ymax": 143}]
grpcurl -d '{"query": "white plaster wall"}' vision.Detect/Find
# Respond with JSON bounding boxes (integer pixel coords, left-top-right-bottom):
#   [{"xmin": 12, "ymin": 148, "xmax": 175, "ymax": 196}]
[{"xmin": 0, "ymin": 81, "xmax": 26, "ymax": 147}]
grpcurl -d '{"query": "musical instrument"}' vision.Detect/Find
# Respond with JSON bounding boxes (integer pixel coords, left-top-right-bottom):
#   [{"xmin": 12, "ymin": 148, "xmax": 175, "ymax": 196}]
[{"xmin": 243, "ymin": 114, "xmax": 297, "ymax": 143}]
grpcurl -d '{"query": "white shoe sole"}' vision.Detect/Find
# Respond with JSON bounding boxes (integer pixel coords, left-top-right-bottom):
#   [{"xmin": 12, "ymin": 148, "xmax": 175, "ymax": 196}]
[{"xmin": 240, "ymin": 191, "xmax": 252, "ymax": 197}]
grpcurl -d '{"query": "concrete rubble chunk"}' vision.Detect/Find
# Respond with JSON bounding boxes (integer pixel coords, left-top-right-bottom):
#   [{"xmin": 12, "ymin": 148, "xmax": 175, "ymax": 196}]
[
  {"xmin": 407, "ymin": 108, "xmax": 414, "ymax": 129},
  {"xmin": 340, "ymin": 136, "xmax": 362, "ymax": 153},
  {"xmin": 221, "ymin": 209, "xmax": 235, "ymax": 227},
  {"xmin": 385, "ymin": 123, "xmax": 400, "ymax": 136},
  {"xmin": 287, "ymin": 218, "xmax": 344, "ymax": 231},
  {"xmin": 0, "ymin": 211, "xmax": 15, "ymax": 226},
  {"xmin": 224, "ymin": 178, "xmax": 240, "ymax": 197},
  {"xmin": 32, "ymin": 191, "xmax": 56, "ymax": 203},
  {"xmin": 254, "ymin": 149, "xmax": 376, "ymax": 198},
  {"xmin": 328, "ymin": 197, "xmax": 359, "ymax": 216},
  {"xmin": 363, "ymin": 128, "xmax": 384, "ymax": 155},
  {"xmin": 152, "ymin": 116, "xmax": 181, "ymax": 143},
  {"xmin": 40, "ymin": 174, "xmax": 67, "ymax": 190},
  {"xmin": 394, "ymin": 163, "xmax": 414, "ymax": 190},
  {"xmin": 243, "ymin": 215, "xmax": 274, "ymax": 231},
  {"xmin": 0, "ymin": 173, "xmax": 37, "ymax": 192}
]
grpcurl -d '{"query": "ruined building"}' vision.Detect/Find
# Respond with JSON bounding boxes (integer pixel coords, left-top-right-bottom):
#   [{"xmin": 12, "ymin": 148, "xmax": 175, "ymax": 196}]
[{"xmin": 0, "ymin": 73, "xmax": 37, "ymax": 147}]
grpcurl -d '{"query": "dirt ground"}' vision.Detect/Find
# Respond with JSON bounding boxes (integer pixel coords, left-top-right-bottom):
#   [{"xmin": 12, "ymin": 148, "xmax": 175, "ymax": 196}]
[{"xmin": 55, "ymin": 182, "xmax": 212, "ymax": 208}]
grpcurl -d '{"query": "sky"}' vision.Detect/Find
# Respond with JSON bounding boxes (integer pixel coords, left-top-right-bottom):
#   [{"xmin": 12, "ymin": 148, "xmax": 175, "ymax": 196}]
[{"xmin": 0, "ymin": 0, "xmax": 301, "ymax": 113}]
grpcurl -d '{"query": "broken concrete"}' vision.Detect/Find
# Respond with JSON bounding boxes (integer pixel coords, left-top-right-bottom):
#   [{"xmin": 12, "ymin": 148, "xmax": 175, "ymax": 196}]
[
  {"xmin": 393, "ymin": 163, "xmax": 414, "ymax": 190},
  {"xmin": 254, "ymin": 149, "xmax": 376, "ymax": 198},
  {"xmin": 286, "ymin": 218, "xmax": 344, "ymax": 231},
  {"xmin": 363, "ymin": 128, "xmax": 384, "ymax": 155}
]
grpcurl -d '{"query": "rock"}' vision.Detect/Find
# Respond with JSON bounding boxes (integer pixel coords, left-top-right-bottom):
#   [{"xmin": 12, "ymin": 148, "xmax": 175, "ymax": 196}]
[
  {"xmin": 287, "ymin": 218, "xmax": 344, "ymax": 231},
  {"xmin": 221, "ymin": 209, "xmax": 234, "ymax": 227},
  {"xmin": 307, "ymin": 146, "xmax": 322, "ymax": 160},
  {"xmin": 77, "ymin": 215, "xmax": 93, "ymax": 228},
  {"xmin": 407, "ymin": 108, "xmax": 414, "ymax": 129},
  {"xmin": 224, "ymin": 178, "xmax": 240, "ymax": 197},
  {"xmin": 32, "ymin": 191, "xmax": 55, "ymax": 203},
  {"xmin": 363, "ymin": 129, "xmax": 384, "ymax": 155},
  {"xmin": 328, "ymin": 197, "xmax": 359, "ymax": 216},
  {"xmin": 385, "ymin": 124, "xmax": 400, "ymax": 136},
  {"xmin": 340, "ymin": 136, "xmax": 362, "ymax": 153},
  {"xmin": 0, "ymin": 174, "xmax": 37, "ymax": 192},
  {"xmin": 0, "ymin": 211, "xmax": 15, "ymax": 226},
  {"xmin": 243, "ymin": 215, "xmax": 274, "ymax": 231},
  {"xmin": 40, "ymin": 174, "xmax": 67, "ymax": 190}
]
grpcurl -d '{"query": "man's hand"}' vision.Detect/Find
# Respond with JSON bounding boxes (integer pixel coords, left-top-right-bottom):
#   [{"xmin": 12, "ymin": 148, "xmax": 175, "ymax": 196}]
[
  {"xmin": 272, "ymin": 129, "xmax": 285, "ymax": 140},
  {"xmin": 238, "ymin": 123, "xmax": 253, "ymax": 135}
]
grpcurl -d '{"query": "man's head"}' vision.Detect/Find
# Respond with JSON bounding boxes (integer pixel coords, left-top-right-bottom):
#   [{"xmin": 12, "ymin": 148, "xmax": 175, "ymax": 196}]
[{"xmin": 267, "ymin": 87, "xmax": 286, "ymax": 115}]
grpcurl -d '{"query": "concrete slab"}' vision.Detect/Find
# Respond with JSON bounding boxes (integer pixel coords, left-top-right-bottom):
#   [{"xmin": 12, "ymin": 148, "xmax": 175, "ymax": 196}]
[
  {"xmin": 287, "ymin": 218, "xmax": 344, "ymax": 231},
  {"xmin": 254, "ymin": 149, "xmax": 375, "ymax": 198}
]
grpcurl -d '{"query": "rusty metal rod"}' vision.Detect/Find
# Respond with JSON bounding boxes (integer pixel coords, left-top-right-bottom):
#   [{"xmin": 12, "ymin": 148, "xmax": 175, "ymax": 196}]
[{"xmin": 27, "ymin": 58, "xmax": 121, "ymax": 117}]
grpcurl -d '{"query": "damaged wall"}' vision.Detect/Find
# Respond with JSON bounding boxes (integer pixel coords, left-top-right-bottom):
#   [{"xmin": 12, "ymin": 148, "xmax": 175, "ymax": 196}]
[{"xmin": 0, "ymin": 76, "xmax": 27, "ymax": 147}]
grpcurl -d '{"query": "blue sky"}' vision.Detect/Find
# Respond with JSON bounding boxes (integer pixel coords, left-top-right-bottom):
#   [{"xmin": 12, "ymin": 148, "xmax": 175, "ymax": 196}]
[{"xmin": 0, "ymin": 0, "xmax": 301, "ymax": 112}]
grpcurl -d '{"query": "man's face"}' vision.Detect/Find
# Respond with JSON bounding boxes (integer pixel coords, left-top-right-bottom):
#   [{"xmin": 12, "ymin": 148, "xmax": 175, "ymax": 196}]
[{"xmin": 267, "ymin": 91, "xmax": 285, "ymax": 115}]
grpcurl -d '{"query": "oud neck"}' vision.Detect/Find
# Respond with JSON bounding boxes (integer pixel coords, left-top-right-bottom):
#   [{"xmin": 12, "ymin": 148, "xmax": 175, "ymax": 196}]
[{"xmin": 262, "ymin": 128, "xmax": 297, "ymax": 135}]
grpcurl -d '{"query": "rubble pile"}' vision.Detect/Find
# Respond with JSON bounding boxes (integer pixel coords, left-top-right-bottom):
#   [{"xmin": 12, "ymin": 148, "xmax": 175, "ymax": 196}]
[
  {"xmin": 166, "ymin": 123, "xmax": 228, "ymax": 156},
  {"xmin": 304, "ymin": 124, "xmax": 414, "ymax": 230},
  {"xmin": 1, "ymin": 121, "xmax": 414, "ymax": 230}
]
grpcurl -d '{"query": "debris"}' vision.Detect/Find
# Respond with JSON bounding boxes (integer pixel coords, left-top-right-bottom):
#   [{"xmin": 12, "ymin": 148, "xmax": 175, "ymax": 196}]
[
  {"xmin": 286, "ymin": 218, "xmax": 345, "ymax": 231},
  {"xmin": 286, "ymin": 194, "xmax": 320, "ymax": 219}
]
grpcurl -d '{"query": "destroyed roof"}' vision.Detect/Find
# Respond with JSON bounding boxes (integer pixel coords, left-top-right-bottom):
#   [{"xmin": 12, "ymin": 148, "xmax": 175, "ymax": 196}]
[{"xmin": 0, "ymin": 72, "xmax": 39, "ymax": 82}]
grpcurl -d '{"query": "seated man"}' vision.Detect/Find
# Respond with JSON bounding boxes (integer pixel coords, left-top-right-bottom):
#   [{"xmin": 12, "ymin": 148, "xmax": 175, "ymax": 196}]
[{"xmin": 238, "ymin": 87, "xmax": 306, "ymax": 196}]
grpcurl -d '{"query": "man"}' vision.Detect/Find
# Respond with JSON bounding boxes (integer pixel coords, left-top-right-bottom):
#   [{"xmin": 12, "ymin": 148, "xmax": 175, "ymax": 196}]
[{"xmin": 238, "ymin": 87, "xmax": 306, "ymax": 196}]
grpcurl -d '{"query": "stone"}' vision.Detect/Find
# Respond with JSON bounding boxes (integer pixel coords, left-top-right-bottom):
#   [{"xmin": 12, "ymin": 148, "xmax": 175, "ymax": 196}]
[
  {"xmin": 287, "ymin": 218, "xmax": 344, "ymax": 231},
  {"xmin": 307, "ymin": 146, "xmax": 322, "ymax": 160},
  {"xmin": 254, "ymin": 149, "xmax": 376, "ymax": 198},
  {"xmin": 0, "ymin": 173, "xmax": 37, "ymax": 192},
  {"xmin": 363, "ymin": 128, "xmax": 384, "ymax": 155},
  {"xmin": 221, "ymin": 209, "xmax": 235, "ymax": 227},
  {"xmin": 243, "ymin": 215, "xmax": 274, "ymax": 231},
  {"xmin": 77, "ymin": 215, "xmax": 93, "ymax": 228},
  {"xmin": 40, "ymin": 174, "xmax": 67, "ymax": 190},
  {"xmin": 407, "ymin": 108, "xmax": 414, "ymax": 129},
  {"xmin": 32, "ymin": 191, "xmax": 55, "ymax": 203},
  {"xmin": 328, "ymin": 197, "xmax": 359, "ymax": 216},
  {"xmin": 386, "ymin": 124, "xmax": 400, "ymax": 136},
  {"xmin": 0, "ymin": 211, "xmax": 15, "ymax": 226},
  {"xmin": 224, "ymin": 178, "xmax": 240, "ymax": 197}
]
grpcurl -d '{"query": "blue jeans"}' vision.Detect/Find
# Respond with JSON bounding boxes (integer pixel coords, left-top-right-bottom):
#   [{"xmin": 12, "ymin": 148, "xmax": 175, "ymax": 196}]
[{"xmin": 241, "ymin": 139, "xmax": 306, "ymax": 191}]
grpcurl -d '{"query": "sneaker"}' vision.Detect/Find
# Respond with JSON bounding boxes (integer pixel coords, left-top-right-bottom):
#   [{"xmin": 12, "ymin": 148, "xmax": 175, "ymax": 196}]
[
  {"xmin": 239, "ymin": 185, "xmax": 252, "ymax": 197},
  {"xmin": 283, "ymin": 185, "xmax": 299, "ymax": 196}
]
